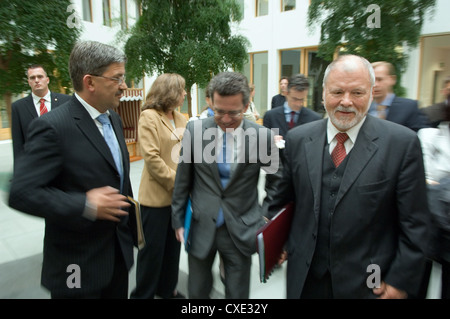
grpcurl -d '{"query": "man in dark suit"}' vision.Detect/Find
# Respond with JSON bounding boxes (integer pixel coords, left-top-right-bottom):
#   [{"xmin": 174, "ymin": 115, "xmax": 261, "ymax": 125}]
[
  {"xmin": 11, "ymin": 64, "xmax": 71, "ymax": 162},
  {"xmin": 368, "ymin": 61, "xmax": 429, "ymax": 132},
  {"xmin": 9, "ymin": 41, "xmax": 136, "ymax": 299},
  {"xmin": 263, "ymin": 73, "xmax": 322, "ymax": 163},
  {"xmin": 269, "ymin": 54, "xmax": 429, "ymax": 299},
  {"xmin": 422, "ymin": 75, "xmax": 450, "ymax": 128},
  {"xmin": 171, "ymin": 72, "xmax": 279, "ymax": 299},
  {"xmin": 271, "ymin": 76, "xmax": 289, "ymax": 109}
]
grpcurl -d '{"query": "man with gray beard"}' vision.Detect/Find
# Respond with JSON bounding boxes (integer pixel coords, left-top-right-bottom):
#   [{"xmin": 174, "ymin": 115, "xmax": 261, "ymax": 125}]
[{"xmin": 268, "ymin": 54, "xmax": 430, "ymax": 299}]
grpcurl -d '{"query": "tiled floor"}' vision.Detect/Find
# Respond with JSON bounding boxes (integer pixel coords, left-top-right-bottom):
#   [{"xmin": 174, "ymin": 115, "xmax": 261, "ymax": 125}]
[
  {"xmin": 0, "ymin": 139, "xmax": 442, "ymax": 299},
  {"xmin": 0, "ymin": 139, "xmax": 285, "ymax": 299}
]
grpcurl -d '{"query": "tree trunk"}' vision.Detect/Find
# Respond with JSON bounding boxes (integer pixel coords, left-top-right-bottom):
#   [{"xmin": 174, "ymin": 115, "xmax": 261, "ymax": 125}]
[
  {"xmin": 3, "ymin": 92, "xmax": 12, "ymax": 129},
  {"xmin": 186, "ymin": 87, "xmax": 193, "ymax": 118}
]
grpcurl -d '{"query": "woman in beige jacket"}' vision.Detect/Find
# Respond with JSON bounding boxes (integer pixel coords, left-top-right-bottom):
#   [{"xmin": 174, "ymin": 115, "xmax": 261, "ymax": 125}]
[{"xmin": 130, "ymin": 73, "xmax": 187, "ymax": 299}]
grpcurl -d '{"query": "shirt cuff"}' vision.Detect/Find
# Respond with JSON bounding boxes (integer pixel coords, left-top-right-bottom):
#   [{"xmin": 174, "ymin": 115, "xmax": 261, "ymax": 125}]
[{"xmin": 82, "ymin": 199, "xmax": 97, "ymax": 221}]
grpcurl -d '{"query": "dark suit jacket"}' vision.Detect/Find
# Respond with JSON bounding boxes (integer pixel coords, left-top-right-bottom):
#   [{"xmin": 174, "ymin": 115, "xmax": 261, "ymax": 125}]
[
  {"xmin": 271, "ymin": 94, "xmax": 285, "ymax": 109},
  {"xmin": 422, "ymin": 101, "xmax": 448, "ymax": 128},
  {"xmin": 171, "ymin": 117, "xmax": 279, "ymax": 259},
  {"xmin": 385, "ymin": 96, "xmax": 429, "ymax": 132},
  {"xmin": 263, "ymin": 106, "xmax": 322, "ymax": 139},
  {"xmin": 8, "ymin": 96, "xmax": 136, "ymax": 297},
  {"xmin": 11, "ymin": 92, "xmax": 72, "ymax": 161},
  {"xmin": 263, "ymin": 106, "xmax": 322, "ymax": 168},
  {"xmin": 269, "ymin": 116, "xmax": 429, "ymax": 298}
]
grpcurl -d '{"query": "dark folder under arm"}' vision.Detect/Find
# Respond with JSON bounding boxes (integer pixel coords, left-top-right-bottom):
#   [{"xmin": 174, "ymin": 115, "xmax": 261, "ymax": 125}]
[
  {"xmin": 127, "ymin": 196, "xmax": 146, "ymax": 250},
  {"xmin": 256, "ymin": 202, "xmax": 294, "ymax": 283}
]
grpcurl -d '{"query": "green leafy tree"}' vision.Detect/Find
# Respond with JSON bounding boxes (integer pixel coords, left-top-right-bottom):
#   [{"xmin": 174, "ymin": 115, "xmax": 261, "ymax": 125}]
[
  {"xmin": 308, "ymin": 0, "xmax": 436, "ymax": 96},
  {"xmin": 0, "ymin": 0, "xmax": 81, "ymax": 126},
  {"xmin": 123, "ymin": 0, "xmax": 249, "ymax": 117}
]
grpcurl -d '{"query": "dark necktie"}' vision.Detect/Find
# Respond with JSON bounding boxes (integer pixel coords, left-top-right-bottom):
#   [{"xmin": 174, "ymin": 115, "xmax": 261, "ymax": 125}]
[
  {"xmin": 288, "ymin": 111, "xmax": 296, "ymax": 129},
  {"xmin": 331, "ymin": 132, "xmax": 349, "ymax": 168},
  {"xmin": 39, "ymin": 98, "xmax": 48, "ymax": 116},
  {"xmin": 97, "ymin": 114, "xmax": 123, "ymax": 189},
  {"xmin": 216, "ymin": 133, "xmax": 232, "ymax": 227}
]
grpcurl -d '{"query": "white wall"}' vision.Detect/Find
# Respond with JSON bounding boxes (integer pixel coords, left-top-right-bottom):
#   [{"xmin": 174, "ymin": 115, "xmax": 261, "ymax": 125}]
[
  {"xmin": 239, "ymin": 0, "xmax": 320, "ymax": 107},
  {"xmin": 401, "ymin": 0, "xmax": 450, "ymax": 104}
]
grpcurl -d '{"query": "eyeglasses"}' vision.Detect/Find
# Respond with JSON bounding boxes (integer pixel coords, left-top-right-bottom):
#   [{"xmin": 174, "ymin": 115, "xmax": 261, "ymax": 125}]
[
  {"xmin": 214, "ymin": 108, "xmax": 244, "ymax": 118},
  {"xmin": 90, "ymin": 74, "xmax": 126, "ymax": 86}
]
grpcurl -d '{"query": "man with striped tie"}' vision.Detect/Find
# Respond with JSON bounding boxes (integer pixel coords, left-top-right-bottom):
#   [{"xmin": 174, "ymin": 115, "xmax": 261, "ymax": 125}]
[{"xmin": 11, "ymin": 64, "xmax": 71, "ymax": 162}]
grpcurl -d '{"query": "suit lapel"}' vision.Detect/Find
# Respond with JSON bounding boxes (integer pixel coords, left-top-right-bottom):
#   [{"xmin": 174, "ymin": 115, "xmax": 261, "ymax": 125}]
[
  {"xmin": 226, "ymin": 121, "xmax": 257, "ymax": 188},
  {"xmin": 159, "ymin": 111, "xmax": 182, "ymax": 142},
  {"xmin": 70, "ymin": 98, "xmax": 119, "ymax": 173},
  {"xmin": 335, "ymin": 117, "xmax": 379, "ymax": 208},
  {"xmin": 386, "ymin": 97, "xmax": 398, "ymax": 122},
  {"xmin": 305, "ymin": 119, "xmax": 327, "ymax": 221},
  {"xmin": 276, "ymin": 107, "xmax": 290, "ymax": 135},
  {"xmin": 201, "ymin": 118, "xmax": 223, "ymax": 188},
  {"xmin": 110, "ymin": 111, "xmax": 128, "ymax": 176},
  {"xmin": 25, "ymin": 95, "xmax": 39, "ymax": 118}
]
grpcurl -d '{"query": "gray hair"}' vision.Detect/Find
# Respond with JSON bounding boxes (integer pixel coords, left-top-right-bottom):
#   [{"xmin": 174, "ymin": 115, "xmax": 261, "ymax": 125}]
[
  {"xmin": 69, "ymin": 41, "xmax": 127, "ymax": 92},
  {"xmin": 209, "ymin": 72, "xmax": 250, "ymax": 107},
  {"xmin": 323, "ymin": 54, "xmax": 375, "ymax": 88}
]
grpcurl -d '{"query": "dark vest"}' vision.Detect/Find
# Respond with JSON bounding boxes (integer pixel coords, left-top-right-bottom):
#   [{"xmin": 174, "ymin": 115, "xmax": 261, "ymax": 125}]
[{"xmin": 309, "ymin": 144, "xmax": 350, "ymax": 278}]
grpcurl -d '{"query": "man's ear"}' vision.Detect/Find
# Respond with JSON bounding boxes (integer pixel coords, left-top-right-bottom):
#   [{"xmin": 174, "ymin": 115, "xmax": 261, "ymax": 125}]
[
  {"xmin": 83, "ymin": 75, "xmax": 96, "ymax": 92},
  {"xmin": 390, "ymin": 74, "xmax": 397, "ymax": 87},
  {"xmin": 243, "ymin": 102, "xmax": 249, "ymax": 112}
]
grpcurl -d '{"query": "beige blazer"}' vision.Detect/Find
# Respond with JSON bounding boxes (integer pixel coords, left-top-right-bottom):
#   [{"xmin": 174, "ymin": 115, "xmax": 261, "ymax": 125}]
[{"xmin": 138, "ymin": 108, "xmax": 187, "ymax": 207}]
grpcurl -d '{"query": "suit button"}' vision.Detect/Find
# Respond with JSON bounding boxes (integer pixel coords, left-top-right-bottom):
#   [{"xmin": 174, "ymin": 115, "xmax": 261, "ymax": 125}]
[{"xmin": 312, "ymin": 233, "xmax": 316, "ymax": 240}]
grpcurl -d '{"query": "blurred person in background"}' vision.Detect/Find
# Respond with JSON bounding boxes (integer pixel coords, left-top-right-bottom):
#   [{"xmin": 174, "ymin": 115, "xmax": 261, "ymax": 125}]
[
  {"xmin": 422, "ymin": 76, "xmax": 450, "ymax": 128},
  {"xmin": 243, "ymin": 83, "xmax": 260, "ymax": 122},
  {"xmin": 418, "ymin": 101, "xmax": 450, "ymax": 299},
  {"xmin": 11, "ymin": 64, "xmax": 71, "ymax": 163},
  {"xmin": 130, "ymin": 73, "xmax": 187, "ymax": 299},
  {"xmin": 271, "ymin": 76, "xmax": 289, "ymax": 109},
  {"xmin": 368, "ymin": 61, "xmax": 429, "ymax": 132}
]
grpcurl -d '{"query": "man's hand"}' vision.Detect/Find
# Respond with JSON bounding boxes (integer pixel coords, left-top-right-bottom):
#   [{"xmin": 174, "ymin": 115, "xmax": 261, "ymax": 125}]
[
  {"xmin": 86, "ymin": 186, "xmax": 130, "ymax": 222},
  {"xmin": 278, "ymin": 250, "xmax": 288, "ymax": 265},
  {"xmin": 175, "ymin": 227, "xmax": 185, "ymax": 243},
  {"xmin": 373, "ymin": 281, "xmax": 408, "ymax": 299}
]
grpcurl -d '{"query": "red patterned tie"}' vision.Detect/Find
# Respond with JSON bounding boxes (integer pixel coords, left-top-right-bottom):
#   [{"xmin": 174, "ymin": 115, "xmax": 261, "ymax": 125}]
[
  {"xmin": 331, "ymin": 132, "xmax": 349, "ymax": 167},
  {"xmin": 288, "ymin": 111, "xmax": 296, "ymax": 129},
  {"xmin": 39, "ymin": 98, "xmax": 48, "ymax": 116}
]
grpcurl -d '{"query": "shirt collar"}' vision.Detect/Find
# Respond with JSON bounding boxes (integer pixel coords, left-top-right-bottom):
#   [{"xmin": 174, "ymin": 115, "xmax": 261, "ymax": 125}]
[
  {"xmin": 377, "ymin": 93, "xmax": 395, "ymax": 107},
  {"xmin": 283, "ymin": 102, "xmax": 301, "ymax": 115},
  {"xmin": 74, "ymin": 92, "xmax": 110, "ymax": 120},
  {"xmin": 327, "ymin": 115, "xmax": 367, "ymax": 145},
  {"xmin": 218, "ymin": 119, "xmax": 244, "ymax": 136},
  {"xmin": 32, "ymin": 91, "xmax": 51, "ymax": 105}
]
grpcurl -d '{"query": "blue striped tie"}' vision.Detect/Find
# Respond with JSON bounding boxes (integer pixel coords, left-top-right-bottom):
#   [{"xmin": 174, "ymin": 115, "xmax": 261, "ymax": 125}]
[
  {"xmin": 97, "ymin": 114, "xmax": 123, "ymax": 190},
  {"xmin": 216, "ymin": 133, "xmax": 231, "ymax": 227}
]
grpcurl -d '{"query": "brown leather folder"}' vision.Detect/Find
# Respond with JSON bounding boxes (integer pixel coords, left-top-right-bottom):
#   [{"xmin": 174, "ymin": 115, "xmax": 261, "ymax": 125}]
[{"xmin": 256, "ymin": 202, "xmax": 294, "ymax": 283}]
